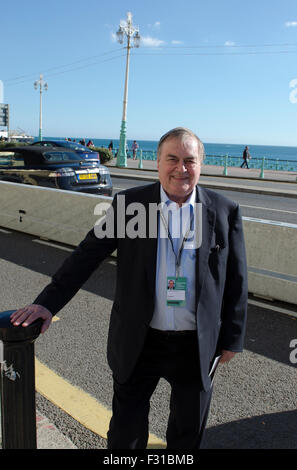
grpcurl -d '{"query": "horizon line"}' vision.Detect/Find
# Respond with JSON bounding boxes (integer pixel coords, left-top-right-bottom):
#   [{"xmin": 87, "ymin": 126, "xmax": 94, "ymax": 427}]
[{"xmin": 37, "ymin": 135, "xmax": 297, "ymax": 149}]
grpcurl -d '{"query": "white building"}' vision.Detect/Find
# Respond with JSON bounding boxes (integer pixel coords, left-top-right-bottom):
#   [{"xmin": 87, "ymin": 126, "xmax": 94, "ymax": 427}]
[{"xmin": 0, "ymin": 129, "xmax": 8, "ymax": 139}]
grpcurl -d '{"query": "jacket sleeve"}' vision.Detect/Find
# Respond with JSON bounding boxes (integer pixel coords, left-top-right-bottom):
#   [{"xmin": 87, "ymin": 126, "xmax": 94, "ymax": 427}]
[{"xmin": 219, "ymin": 204, "xmax": 248, "ymax": 352}]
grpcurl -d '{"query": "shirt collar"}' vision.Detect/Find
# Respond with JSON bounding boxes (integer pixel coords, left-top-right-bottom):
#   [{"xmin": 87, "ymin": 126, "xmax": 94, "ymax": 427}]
[{"xmin": 160, "ymin": 185, "xmax": 196, "ymax": 208}]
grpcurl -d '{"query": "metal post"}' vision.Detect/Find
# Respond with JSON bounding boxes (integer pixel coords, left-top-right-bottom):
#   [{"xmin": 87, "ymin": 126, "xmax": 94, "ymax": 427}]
[
  {"xmin": 116, "ymin": 12, "xmax": 140, "ymax": 168},
  {"xmin": 117, "ymin": 36, "xmax": 131, "ymax": 168},
  {"xmin": 259, "ymin": 157, "xmax": 265, "ymax": 179},
  {"xmin": 223, "ymin": 154, "xmax": 228, "ymax": 176},
  {"xmin": 39, "ymin": 83, "xmax": 42, "ymax": 141},
  {"xmin": 138, "ymin": 149, "xmax": 143, "ymax": 169},
  {"xmin": 34, "ymin": 75, "xmax": 47, "ymax": 143},
  {"xmin": 0, "ymin": 310, "xmax": 42, "ymax": 449}
]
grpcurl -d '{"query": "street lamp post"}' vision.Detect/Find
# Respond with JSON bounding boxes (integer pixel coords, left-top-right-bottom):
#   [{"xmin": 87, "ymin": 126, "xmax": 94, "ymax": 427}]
[
  {"xmin": 116, "ymin": 12, "xmax": 140, "ymax": 167},
  {"xmin": 34, "ymin": 74, "xmax": 48, "ymax": 141}
]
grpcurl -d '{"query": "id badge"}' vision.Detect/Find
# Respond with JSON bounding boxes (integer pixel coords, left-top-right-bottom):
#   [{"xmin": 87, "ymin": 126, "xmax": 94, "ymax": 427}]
[{"xmin": 167, "ymin": 277, "xmax": 187, "ymax": 307}]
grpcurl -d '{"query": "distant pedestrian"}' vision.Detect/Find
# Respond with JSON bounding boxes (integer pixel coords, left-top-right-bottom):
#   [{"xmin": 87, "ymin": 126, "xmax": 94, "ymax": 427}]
[
  {"xmin": 108, "ymin": 141, "xmax": 113, "ymax": 153},
  {"xmin": 132, "ymin": 140, "xmax": 139, "ymax": 160},
  {"xmin": 87, "ymin": 140, "xmax": 94, "ymax": 147},
  {"xmin": 240, "ymin": 146, "xmax": 251, "ymax": 169},
  {"xmin": 80, "ymin": 138, "xmax": 86, "ymax": 146},
  {"xmin": 125, "ymin": 143, "xmax": 130, "ymax": 158}
]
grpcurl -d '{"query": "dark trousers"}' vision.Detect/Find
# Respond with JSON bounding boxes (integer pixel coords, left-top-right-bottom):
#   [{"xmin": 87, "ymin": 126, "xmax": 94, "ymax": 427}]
[
  {"xmin": 241, "ymin": 159, "xmax": 249, "ymax": 168},
  {"xmin": 107, "ymin": 328, "xmax": 213, "ymax": 449}
]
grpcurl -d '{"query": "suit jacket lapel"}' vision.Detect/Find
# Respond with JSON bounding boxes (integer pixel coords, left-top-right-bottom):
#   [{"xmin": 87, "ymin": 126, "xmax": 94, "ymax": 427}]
[{"xmin": 195, "ymin": 186, "xmax": 216, "ymax": 306}]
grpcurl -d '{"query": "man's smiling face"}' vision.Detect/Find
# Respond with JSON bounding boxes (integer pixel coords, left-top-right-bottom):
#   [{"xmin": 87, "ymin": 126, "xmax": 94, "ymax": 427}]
[{"xmin": 157, "ymin": 135, "xmax": 201, "ymax": 205}]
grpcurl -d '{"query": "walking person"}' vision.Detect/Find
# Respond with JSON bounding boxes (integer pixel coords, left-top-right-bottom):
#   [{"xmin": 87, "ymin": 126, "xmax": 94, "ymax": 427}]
[
  {"xmin": 132, "ymin": 140, "xmax": 139, "ymax": 160},
  {"xmin": 240, "ymin": 146, "xmax": 251, "ymax": 168},
  {"xmin": 10, "ymin": 127, "xmax": 248, "ymax": 450}
]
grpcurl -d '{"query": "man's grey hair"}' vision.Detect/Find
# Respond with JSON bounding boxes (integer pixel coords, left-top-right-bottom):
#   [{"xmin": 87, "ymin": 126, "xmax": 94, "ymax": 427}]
[{"xmin": 157, "ymin": 127, "xmax": 205, "ymax": 162}]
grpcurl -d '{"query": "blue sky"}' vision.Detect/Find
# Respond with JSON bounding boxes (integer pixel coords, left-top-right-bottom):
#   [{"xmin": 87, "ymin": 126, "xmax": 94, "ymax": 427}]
[{"xmin": 2, "ymin": 0, "xmax": 297, "ymax": 146}]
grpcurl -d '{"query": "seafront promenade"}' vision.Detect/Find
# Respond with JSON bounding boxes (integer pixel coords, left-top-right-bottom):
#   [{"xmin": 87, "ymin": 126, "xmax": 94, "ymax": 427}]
[
  {"xmin": 106, "ymin": 157, "xmax": 297, "ymax": 202},
  {"xmin": 106, "ymin": 156, "xmax": 297, "ymax": 183}
]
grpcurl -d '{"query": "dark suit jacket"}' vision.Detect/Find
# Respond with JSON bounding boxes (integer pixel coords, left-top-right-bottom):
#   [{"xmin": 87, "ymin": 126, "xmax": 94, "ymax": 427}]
[{"xmin": 34, "ymin": 182, "xmax": 248, "ymax": 391}]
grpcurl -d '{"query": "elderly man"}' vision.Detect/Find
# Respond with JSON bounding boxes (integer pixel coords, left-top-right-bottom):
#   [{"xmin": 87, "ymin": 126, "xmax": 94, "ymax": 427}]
[{"xmin": 11, "ymin": 127, "xmax": 248, "ymax": 449}]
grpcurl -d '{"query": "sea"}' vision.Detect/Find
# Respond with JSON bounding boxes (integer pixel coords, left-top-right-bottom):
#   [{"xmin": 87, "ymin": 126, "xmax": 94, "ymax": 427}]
[{"xmin": 38, "ymin": 137, "xmax": 297, "ymax": 162}]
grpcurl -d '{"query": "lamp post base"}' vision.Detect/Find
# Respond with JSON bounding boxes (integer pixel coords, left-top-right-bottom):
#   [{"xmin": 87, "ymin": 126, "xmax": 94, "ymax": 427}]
[{"xmin": 117, "ymin": 120, "xmax": 127, "ymax": 167}]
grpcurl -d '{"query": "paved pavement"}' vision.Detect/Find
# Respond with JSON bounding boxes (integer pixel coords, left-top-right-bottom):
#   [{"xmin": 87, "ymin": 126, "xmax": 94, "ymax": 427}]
[{"xmin": 36, "ymin": 409, "xmax": 77, "ymax": 449}]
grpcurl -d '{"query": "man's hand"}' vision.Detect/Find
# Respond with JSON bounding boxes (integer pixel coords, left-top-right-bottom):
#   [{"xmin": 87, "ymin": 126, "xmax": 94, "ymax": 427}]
[
  {"xmin": 219, "ymin": 350, "xmax": 237, "ymax": 363},
  {"xmin": 10, "ymin": 304, "xmax": 53, "ymax": 334}
]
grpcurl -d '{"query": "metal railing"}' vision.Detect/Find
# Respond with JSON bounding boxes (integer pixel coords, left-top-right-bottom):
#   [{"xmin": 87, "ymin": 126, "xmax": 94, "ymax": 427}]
[
  {"xmin": 204, "ymin": 154, "xmax": 297, "ymax": 172},
  {"xmin": 113, "ymin": 148, "xmax": 297, "ymax": 173}
]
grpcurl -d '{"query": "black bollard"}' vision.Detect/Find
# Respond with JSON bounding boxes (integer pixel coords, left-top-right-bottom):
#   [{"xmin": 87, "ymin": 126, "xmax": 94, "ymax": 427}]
[{"xmin": 0, "ymin": 310, "xmax": 42, "ymax": 449}]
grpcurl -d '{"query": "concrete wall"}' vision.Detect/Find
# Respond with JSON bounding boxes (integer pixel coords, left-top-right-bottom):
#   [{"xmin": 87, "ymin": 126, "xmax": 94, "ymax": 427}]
[
  {"xmin": 0, "ymin": 181, "xmax": 296, "ymax": 304},
  {"xmin": 0, "ymin": 181, "xmax": 107, "ymax": 246},
  {"xmin": 243, "ymin": 218, "xmax": 297, "ymax": 304}
]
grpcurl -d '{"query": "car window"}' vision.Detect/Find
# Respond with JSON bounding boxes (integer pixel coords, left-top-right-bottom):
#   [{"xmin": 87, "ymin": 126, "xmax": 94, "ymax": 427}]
[
  {"xmin": 41, "ymin": 142, "xmax": 54, "ymax": 147},
  {"xmin": 0, "ymin": 152, "xmax": 25, "ymax": 166},
  {"xmin": 64, "ymin": 142, "xmax": 88, "ymax": 151},
  {"xmin": 44, "ymin": 151, "xmax": 81, "ymax": 162},
  {"xmin": 32, "ymin": 142, "xmax": 54, "ymax": 147}
]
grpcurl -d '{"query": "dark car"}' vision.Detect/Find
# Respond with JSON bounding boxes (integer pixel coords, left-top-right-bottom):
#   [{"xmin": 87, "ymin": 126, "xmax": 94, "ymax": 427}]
[
  {"xmin": 0, "ymin": 146, "xmax": 112, "ymax": 196},
  {"xmin": 32, "ymin": 140, "xmax": 100, "ymax": 163}
]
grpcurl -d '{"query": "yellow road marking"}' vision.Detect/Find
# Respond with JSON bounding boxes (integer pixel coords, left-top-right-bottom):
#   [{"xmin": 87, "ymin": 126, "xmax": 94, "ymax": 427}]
[
  {"xmin": 35, "ymin": 359, "xmax": 166, "ymax": 448},
  {"xmin": 51, "ymin": 316, "xmax": 60, "ymax": 322}
]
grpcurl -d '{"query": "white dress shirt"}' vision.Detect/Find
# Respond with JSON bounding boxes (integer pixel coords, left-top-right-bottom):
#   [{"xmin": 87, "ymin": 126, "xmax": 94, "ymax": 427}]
[{"xmin": 150, "ymin": 186, "xmax": 197, "ymax": 331}]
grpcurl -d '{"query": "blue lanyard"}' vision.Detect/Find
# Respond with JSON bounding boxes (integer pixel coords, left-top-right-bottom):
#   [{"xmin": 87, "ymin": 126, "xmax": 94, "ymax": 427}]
[{"xmin": 159, "ymin": 208, "xmax": 193, "ymax": 278}]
